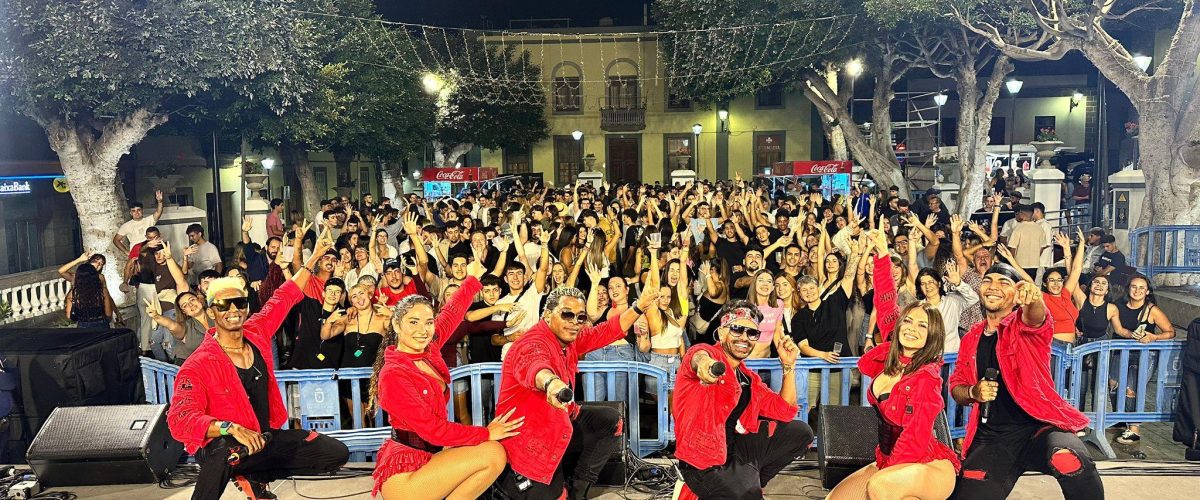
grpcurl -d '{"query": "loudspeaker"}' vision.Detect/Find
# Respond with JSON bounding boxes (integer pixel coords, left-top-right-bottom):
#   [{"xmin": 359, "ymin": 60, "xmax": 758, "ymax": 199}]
[
  {"xmin": 26, "ymin": 404, "xmax": 182, "ymax": 486},
  {"xmin": 817, "ymin": 405, "xmax": 952, "ymax": 489},
  {"xmin": 579, "ymin": 400, "xmax": 629, "ymax": 486}
]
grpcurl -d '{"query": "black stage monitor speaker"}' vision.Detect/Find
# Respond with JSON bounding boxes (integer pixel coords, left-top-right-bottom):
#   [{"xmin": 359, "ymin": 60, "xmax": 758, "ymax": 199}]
[
  {"xmin": 817, "ymin": 405, "xmax": 953, "ymax": 490},
  {"xmin": 26, "ymin": 404, "xmax": 183, "ymax": 486}
]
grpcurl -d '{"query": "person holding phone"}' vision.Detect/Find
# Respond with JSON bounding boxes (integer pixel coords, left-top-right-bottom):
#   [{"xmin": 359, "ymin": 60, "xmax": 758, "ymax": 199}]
[
  {"xmin": 672, "ymin": 300, "xmax": 813, "ymax": 499},
  {"xmin": 493, "ymin": 285, "xmax": 660, "ymax": 500},
  {"xmin": 167, "ymin": 227, "xmax": 349, "ymax": 500}
]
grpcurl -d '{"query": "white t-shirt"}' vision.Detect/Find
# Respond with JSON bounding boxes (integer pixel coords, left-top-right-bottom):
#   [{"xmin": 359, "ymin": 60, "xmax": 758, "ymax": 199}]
[
  {"xmin": 117, "ymin": 216, "xmax": 157, "ymax": 246},
  {"xmin": 189, "ymin": 241, "xmax": 222, "ymax": 276},
  {"xmin": 496, "ymin": 283, "xmax": 545, "ymax": 359}
]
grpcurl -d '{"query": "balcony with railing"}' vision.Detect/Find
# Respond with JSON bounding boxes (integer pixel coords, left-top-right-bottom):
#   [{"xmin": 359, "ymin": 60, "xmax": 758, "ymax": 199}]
[
  {"xmin": 0, "ymin": 267, "xmax": 69, "ymax": 326},
  {"xmin": 600, "ymin": 97, "xmax": 646, "ymax": 132}
]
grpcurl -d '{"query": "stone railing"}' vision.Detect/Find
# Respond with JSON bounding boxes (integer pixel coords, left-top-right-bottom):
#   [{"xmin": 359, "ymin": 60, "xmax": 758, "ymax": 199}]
[{"xmin": 0, "ymin": 267, "xmax": 69, "ymax": 325}]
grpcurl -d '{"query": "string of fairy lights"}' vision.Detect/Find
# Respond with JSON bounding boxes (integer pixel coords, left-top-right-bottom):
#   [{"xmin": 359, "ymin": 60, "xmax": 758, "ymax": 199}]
[{"xmin": 296, "ymin": 9, "xmax": 858, "ymax": 107}]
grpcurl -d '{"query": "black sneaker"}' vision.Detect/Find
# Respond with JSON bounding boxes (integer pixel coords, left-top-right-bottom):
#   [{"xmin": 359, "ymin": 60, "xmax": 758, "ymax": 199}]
[
  {"xmin": 233, "ymin": 476, "xmax": 277, "ymax": 500},
  {"xmin": 1116, "ymin": 429, "xmax": 1141, "ymax": 445}
]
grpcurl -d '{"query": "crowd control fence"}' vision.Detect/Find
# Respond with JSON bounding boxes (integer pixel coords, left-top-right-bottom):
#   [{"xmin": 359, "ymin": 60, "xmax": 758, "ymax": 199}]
[{"xmin": 140, "ymin": 339, "xmax": 1181, "ymax": 461}]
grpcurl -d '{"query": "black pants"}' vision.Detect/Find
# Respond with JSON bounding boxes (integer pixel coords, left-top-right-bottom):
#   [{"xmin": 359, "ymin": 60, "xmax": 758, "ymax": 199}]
[
  {"xmin": 679, "ymin": 420, "xmax": 814, "ymax": 500},
  {"xmin": 952, "ymin": 425, "xmax": 1103, "ymax": 500},
  {"xmin": 192, "ymin": 429, "xmax": 349, "ymax": 500},
  {"xmin": 495, "ymin": 405, "xmax": 624, "ymax": 499}
]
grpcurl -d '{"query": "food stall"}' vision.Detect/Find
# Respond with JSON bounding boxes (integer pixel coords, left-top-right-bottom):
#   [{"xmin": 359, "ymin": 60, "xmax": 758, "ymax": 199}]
[
  {"xmin": 420, "ymin": 167, "xmax": 498, "ymax": 198},
  {"xmin": 763, "ymin": 160, "xmax": 855, "ymax": 199}
]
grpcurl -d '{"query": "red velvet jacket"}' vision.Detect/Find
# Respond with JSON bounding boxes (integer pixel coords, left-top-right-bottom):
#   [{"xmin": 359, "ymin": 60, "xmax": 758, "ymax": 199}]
[
  {"xmin": 496, "ymin": 314, "xmax": 626, "ymax": 484},
  {"xmin": 167, "ymin": 280, "xmax": 303, "ymax": 454},
  {"xmin": 859, "ymin": 255, "xmax": 960, "ymax": 471},
  {"xmin": 949, "ymin": 309, "xmax": 1089, "ymax": 455},
  {"xmin": 378, "ymin": 277, "xmax": 486, "ymax": 445},
  {"xmin": 673, "ymin": 343, "xmax": 798, "ymax": 470}
]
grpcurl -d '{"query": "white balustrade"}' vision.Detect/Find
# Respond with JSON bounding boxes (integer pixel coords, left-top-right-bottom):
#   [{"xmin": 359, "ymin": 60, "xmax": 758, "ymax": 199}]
[{"xmin": 0, "ymin": 272, "xmax": 68, "ymax": 325}]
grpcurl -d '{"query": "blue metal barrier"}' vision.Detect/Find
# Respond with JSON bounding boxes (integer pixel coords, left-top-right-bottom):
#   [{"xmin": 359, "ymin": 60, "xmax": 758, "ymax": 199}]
[
  {"xmin": 139, "ymin": 338, "xmax": 1183, "ymax": 461},
  {"xmin": 1129, "ymin": 225, "xmax": 1200, "ymax": 278}
]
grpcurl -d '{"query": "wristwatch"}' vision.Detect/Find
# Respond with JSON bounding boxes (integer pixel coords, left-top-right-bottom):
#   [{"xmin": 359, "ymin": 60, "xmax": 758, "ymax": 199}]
[{"xmin": 218, "ymin": 420, "xmax": 234, "ymax": 436}]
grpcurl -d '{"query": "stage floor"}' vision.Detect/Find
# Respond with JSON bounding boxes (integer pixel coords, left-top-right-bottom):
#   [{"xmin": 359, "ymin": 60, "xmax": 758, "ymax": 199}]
[{"xmin": 34, "ymin": 459, "xmax": 1200, "ymax": 499}]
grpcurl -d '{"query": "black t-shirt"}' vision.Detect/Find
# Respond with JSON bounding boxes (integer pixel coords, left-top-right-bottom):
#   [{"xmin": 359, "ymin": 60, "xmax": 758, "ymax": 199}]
[
  {"xmin": 790, "ymin": 287, "xmax": 851, "ymax": 356},
  {"xmin": 725, "ymin": 369, "xmax": 753, "ymax": 435},
  {"xmin": 1097, "ymin": 251, "xmax": 1127, "ymax": 280},
  {"xmin": 283, "ymin": 298, "xmax": 341, "ymax": 369},
  {"xmin": 238, "ymin": 343, "xmax": 272, "ymax": 432},
  {"xmin": 975, "ymin": 331, "xmax": 1038, "ymax": 437},
  {"xmin": 714, "ymin": 238, "xmax": 746, "ymax": 268},
  {"xmin": 730, "ymin": 270, "xmax": 751, "ymax": 301},
  {"xmin": 466, "ymin": 301, "xmax": 503, "ymax": 363}
]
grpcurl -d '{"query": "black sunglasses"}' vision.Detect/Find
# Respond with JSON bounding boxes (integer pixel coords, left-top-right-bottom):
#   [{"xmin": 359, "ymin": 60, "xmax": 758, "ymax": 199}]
[
  {"xmin": 210, "ymin": 296, "xmax": 249, "ymax": 312},
  {"xmin": 558, "ymin": 310, "xmax": 588, "ymax": 325},
  {"xmin": 726, "ymin": 324, "xmax": 761, "ymax": 341}
]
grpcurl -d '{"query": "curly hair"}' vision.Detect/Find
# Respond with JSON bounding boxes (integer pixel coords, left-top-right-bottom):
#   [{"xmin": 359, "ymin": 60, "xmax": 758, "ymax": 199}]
[{"xmin": 367, "ymin": 295, "xmax": 434, "ymax": 414}]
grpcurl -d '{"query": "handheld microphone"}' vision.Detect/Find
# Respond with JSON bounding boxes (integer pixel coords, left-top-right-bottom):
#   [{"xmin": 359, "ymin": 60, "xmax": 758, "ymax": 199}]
[
  {"xmin": 709, "ymin": 361, "xmax": 727, "ymax": 377},
  {"xmin": 980, "ymin": 368, "xmax": 998, "ymax": 424},
  {"xmin": 555, "ymin": 387, "xmax": 574, "ymax": 404},
  {"xmin": 227, "ymin": 432, "xmax": 272, "ymax": 466}
]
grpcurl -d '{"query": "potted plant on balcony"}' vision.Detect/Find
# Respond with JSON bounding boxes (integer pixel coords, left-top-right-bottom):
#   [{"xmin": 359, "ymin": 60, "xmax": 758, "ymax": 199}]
[
  {"xmin": 239, "ymin": 159, "xmax": 268, "ymax": 200},
  {"xmin": 1030, "ymin": 127, "xmax": 1064, "ymax": 168}
]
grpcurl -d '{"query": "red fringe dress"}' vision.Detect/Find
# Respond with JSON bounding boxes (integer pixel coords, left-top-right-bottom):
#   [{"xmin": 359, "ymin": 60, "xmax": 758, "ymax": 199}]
[{"xmin": 371, "ymin": 277, "xmax": 485, "ymax": 496}]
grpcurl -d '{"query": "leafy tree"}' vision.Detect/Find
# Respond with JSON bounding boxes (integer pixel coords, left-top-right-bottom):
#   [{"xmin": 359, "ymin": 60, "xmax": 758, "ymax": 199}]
[
  {"xmin": 0, "ymin": 0, "xmax": 320, "ymax": 300},
  {"xmin": 953, "ymin": 0, "xmax": 1200, "ymax": 283}
]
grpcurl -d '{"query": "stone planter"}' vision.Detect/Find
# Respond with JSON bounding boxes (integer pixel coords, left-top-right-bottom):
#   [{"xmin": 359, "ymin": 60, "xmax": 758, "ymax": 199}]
[
  {"xmin": 1030, "ymin": 140, "xmax": 1064, "ymax": 168},
  {"xmin": 244, "ymin": 173, "xmax": 268, "ymax": 200},
  {"xmin": 674, "ymin": 155, "xmax": 692, "ymax": 170},
  {"xmin": 147, "ymin": 175, "xmax": 183, "ymax": 204}
]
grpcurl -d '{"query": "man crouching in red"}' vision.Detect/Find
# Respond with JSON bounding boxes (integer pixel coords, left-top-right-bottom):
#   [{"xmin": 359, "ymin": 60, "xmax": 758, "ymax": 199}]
[
  {"xmin": 674, "ymin": 300, "xmax": 814, "ymax": 499},
  {"xmin": 495, "ymin": 285, "xmax": 659, "ymax": 499},
  {"xmin": 167, "ymin": 227, "xmax": 349, "ymax": 500}
]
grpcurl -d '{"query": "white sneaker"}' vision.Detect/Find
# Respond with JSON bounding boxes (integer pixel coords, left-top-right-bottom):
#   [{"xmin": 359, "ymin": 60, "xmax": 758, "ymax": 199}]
[{"xmin": 1116, "ymin": 429, "xmax": 1141, "ymax": 445}]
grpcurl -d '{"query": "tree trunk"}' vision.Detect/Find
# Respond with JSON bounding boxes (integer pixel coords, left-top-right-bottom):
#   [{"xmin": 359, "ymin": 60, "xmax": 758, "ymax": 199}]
[
  {"xmin": 282, "ymin": 141, "xmax": 319, "ymax": 221},
  {"xmin": 36, "ymin": 109, "xmax": 167, "ymax": 305},
  {"xmin": 432, "ymin": 141, "xmax": 474, "ymax": 168},
  {"xmin": 1134, "ymin": 114, "xmax": 1200, "ymax": 286},
  {"xmin": 380, "ymin": 160, "xmax": 406, "ymax": 200},
  {"xmin": 818, "ymin": 64, "xmax": 849, "ymax": 161},
  {"xmin": 953, "ymin": 56, "xmax": 1011, "ymax": 216}
]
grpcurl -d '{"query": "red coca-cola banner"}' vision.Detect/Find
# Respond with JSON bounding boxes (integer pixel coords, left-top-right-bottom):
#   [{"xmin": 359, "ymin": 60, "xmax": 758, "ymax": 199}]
[
  {"xmin": 773, "ymin": 160, "xmax": 853, "ymax": 176},
  {"xmin": 421, "ymin": 167, "xmax": 499, "ymax": 182}
]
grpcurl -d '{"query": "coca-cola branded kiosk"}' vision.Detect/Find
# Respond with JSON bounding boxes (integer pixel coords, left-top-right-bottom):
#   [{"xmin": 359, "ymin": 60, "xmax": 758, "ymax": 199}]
[
  {"xmin": 765, "ymin": 160, "xmax": 853, "ymax": 199},
  {"xmin": 421, "ymin": 167, "xmax": 498, "ymax": 198}
]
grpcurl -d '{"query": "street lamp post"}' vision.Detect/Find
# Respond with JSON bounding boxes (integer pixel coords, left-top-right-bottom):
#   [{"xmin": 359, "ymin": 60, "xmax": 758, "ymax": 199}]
[
  {"xmin": 1006, "ymin": 79, "xmax": 1024, "ymax": 173},
  {"xmin": 845, "ymin": 58, "xmax": 864, "ymax": 122},
  {"xmin": 571, "ymin": 130, "xmax": 583, "ymax": 181},
  {"xmin": 933, "ymin": 93, "xmax": 947, "ymax": 185},
  {"xmin": 261, "ymin": 157, "xmax": 275, "ymax": 199},
  {"xmin": 692, "ymin": 123, "xmax": 703, "ymax": 173}
]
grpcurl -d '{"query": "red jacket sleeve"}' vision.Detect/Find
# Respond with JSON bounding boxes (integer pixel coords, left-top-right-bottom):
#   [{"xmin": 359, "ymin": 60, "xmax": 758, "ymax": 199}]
[
  {"xmin": 166, "ymin": 365, "xmax": 215, "ymax": 452},
  {"xmin": 873, "ymin": 255, "xmax": 899, "ymax": 342},
  {"xmin": 1015, "ymin": 307, "xmax": 1054, "ymax": 343},
  {"xmin": 512, "ymin": 335, "xmax": 559, "ymax": 390},
  {"xmin": 245, "ymin": 280, "xmax": 303, "ymax": 345},
  {"xmin": 948, "ymin": 335, "xmax": 977, "ymax": 391},
  {"xmin": 432, "ymin": 277, "xmax": 482, "ymax": 351},
  {"xmin": 888, "ymin": 370, "xmax": 945, "ymax": 465},
  {"xmin": 380, "ymin": 370, "xmax": 489, "ymax": 447},
  {"xmin": 752, "ymin": 378, "xmax": 799, "ymax": 422},
  {"xmin": 573, "ymin": 313, "xmax": 628, "ymax": 355}
]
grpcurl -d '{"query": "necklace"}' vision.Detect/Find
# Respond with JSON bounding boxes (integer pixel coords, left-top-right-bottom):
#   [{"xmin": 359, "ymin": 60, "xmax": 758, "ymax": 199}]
[
  {"xmin": 219, "ymin": 343, "xmax": 246, "ymax": 352},
  {"xmin": 353, "ymin": 309, "xmax": 371, "ymax": 358}
]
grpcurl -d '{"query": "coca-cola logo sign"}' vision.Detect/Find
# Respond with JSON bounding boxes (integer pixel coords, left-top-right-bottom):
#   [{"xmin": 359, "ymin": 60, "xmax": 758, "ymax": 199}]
[
  {"xmin": 434, "ymin": 170, "xmax": 468, "ymax": 181},
  {"xmin": 809, "ymin": 164, "xmax": 841, "ymax": 174}
]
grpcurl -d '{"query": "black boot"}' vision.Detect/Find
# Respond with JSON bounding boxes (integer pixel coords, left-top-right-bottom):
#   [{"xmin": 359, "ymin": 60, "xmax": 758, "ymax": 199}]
[{"xmin": 569, "ymin": 478, "xmax": 593, "ymax": 500}]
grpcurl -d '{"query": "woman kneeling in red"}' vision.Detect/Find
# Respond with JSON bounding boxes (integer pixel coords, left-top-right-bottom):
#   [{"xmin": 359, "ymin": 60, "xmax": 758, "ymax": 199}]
[
  {"xmin": 827, "ymin": 230, "xmax": 959, "ymax": 500},
  {"xmin": 369, "ymin": 273, "xmax": 523, "ymax": 499}
]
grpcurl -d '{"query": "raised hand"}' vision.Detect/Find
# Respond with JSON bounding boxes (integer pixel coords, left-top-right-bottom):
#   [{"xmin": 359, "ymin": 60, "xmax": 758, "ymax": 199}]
[
  {"xmin": 506, "ymin": 309, "xmax": 528, "ymax": 328},
  {"xmin": 635, "ymin": 284, "xmax": 661, "ymax": 312},
  {"xmin": 466, "ymin": 259, "xmax": 485, "ymax": 279},
  {"xmin": 584, "ymin": 262, "xmax": 603, "ymax": 284},
  {"xmin": 160, "ymin": 241, "xmax": 173, "ymax": 260},
  {"xmin": 241, "ymin": 216, "xmax": 253, "ymax": 233},
  {"xmin": 155, "ymin": 190, "xmax": 164, "ymax": 204},
  {"xmin": 950, "ymin": 214, "xmax": 964, "ymax": 233},
  {"xmin": 944, "ymin": 259, "xmax": 962, "ymax": 285},
  {"xmin": 1014, "ymin": 280, "xmax": 1043, "ymax": 308},
  {"xmin": 143, "ymin": 298, "xmax": 162, "ymax": 319},
  {"xmin": 775, "ymin": 334, "xmax": 799, "ymax": 367},
  {"xmin": 402, "ymin": 212, "xmax": 420, "ymax": 236},
  {"xmin": 1054, "ymin": 231, "xmax": 1071, "ymax": 249}
]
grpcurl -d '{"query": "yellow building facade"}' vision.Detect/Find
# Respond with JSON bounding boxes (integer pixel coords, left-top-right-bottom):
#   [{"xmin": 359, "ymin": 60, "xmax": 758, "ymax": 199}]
[{"xmin": 481, "ymin": 28, "xmax": 819, "ymax": 185}]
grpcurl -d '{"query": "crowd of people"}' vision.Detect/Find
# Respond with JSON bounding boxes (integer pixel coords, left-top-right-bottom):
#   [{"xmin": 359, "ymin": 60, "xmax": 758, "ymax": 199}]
[{"xmin": 52, "ymin": 175, "xmax": 1178, "ymax": 499}]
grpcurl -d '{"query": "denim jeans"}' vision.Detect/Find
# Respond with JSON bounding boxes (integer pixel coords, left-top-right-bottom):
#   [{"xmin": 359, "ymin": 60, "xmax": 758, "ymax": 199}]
[
  {"xmin": 585, "ymin": 343, "xmax": 640, "ymax": 403},
  {"xmin": 151, "ymin": 308, "xmax": 175, "ymax": 362}
]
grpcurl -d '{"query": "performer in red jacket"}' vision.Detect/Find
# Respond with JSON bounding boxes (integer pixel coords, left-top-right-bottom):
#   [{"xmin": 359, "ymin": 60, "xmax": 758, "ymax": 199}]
[
  {"xmin": 827, "ymin": 231, "xmax": 959, "ymax": 499},
  {"xmin": 672, "ymin": 299, "xmax": 813, "ymax": 500},
  {"xmin": 494, "ymin": 285, "xmax": 659, "ymax": 500},
  {"xmin": 168, "ymin": 227, "xmax": 349, "ymax": 500},
  {"xmin": 370, "ymin": 271, "xmax": 524, "ymax": 499},
  {"xmin": 949, "ymin": 263, "xmax": 1102, "ymax": 499}
]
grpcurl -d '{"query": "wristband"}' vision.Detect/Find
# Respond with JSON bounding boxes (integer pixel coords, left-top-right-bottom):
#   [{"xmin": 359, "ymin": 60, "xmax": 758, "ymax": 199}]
[
  {"xmin": 632, "ymin": 304, "xmax": 645, "ymax": 315},
  {"xmin": 219, "ymin": 420, "xmax": 233, "ymax": 436}
]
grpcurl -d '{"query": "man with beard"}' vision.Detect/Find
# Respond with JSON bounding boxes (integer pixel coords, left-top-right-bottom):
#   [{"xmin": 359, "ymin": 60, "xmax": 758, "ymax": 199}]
[
  {"xmin": 240, "ymin": 217, "xmax": 282, "ymax": 287},
  {"xmin": 731, "ymin": 248, "xmax": 764, "ymax": 300},
  {"xmin": 494, "ymin": 285, "xmax": 659, "ymax": 500},
  {"xmin": 711, "ymin": 220, "xmax": 749, "ymax": 270},
  {"xmin": 673, "ymin": 300, "xmax": 813, "ymax": 499},
  {"xmin": 167, "ymin": 227, "xmax": 348, "ymax": 500},
  {"xmin": 300, "ymin": 247, "xmax": 337, "ymax": 301},
  {"xmin": 949, "ymin": 264, "xmax": 1100, "ymax": 499}
]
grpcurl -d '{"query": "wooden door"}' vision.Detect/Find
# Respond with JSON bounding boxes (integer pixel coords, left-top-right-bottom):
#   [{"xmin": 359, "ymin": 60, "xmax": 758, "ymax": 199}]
[{"xmin": 608, "ymin": 137, "xmax": 640, "ymax": 183}]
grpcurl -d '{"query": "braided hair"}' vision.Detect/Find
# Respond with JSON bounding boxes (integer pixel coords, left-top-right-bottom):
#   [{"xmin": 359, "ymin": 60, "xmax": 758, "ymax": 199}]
[{"xmin": 367, "ymin": 294, "xmax": 434, "ymax": 414}]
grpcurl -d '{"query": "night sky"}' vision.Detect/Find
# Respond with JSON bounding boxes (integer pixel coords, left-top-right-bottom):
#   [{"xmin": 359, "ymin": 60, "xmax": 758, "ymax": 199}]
[{"xmin": 375, "ymin": 0, "xmax": 652, "ymax": 28}]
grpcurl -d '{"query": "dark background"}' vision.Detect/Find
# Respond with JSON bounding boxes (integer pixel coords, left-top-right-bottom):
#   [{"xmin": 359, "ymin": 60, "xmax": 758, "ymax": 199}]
[{"xmin": 376, "ymin": 0, "xmax": 652, "ymax": 28}]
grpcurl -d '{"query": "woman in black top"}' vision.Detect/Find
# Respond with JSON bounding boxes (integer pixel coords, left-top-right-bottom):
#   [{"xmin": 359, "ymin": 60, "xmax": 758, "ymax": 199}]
[
  {"xmin": 328, "ymin": 283, "xmax": 390, "ymax": 428},
  {"xmin": 65, "ymin": 263, "xmax": 113, "ymax": 328},
  {"xmin": 1110, "ymin": 274, "xmax": 1176, "ymax": 445}
]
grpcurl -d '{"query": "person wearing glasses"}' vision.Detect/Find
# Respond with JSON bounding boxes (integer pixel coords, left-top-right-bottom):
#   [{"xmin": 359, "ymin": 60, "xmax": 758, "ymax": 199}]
[
  {"xmin": 167, "ymin": 227, "xmax": 349, "ymax": 500},
  {"xmin": 494, "ymin": 285, "xmax": 660, "ymax": 500},
  {"xmin": 671, "ymin": 300, "xmax": 813, "ymax": 499}
]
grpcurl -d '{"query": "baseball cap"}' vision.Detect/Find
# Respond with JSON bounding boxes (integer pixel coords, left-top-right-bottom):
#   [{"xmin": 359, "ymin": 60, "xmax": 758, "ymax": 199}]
[{"xmin": 382, "ymin": 258, "xmax": 403, "ymax": 272}]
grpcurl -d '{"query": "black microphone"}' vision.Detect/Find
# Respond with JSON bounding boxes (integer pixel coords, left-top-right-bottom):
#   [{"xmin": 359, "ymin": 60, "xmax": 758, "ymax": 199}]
[
  {"xmin": 980, "ymin": 368, "xmax": 998, "ymax": 424},
  {"xmin": 709, "ymin": 361, "xmax": 727, "ymax": 377},
  {"xmin": 227, "ymin": 432, "xmax": 272, "ymax": 466},
  {"xmin": 555, "ymin": 387, "xmax": 574, "ymax": 404}
]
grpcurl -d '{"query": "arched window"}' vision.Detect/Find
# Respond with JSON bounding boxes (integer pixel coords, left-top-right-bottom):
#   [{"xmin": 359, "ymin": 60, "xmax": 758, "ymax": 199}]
[
  {"xmin": 604, "ymin": 59, "xmax": 640, "ymax": 109},
  {"xmin": 551, "ymin": 62, "xmax": 583, "ymax": 113}
]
